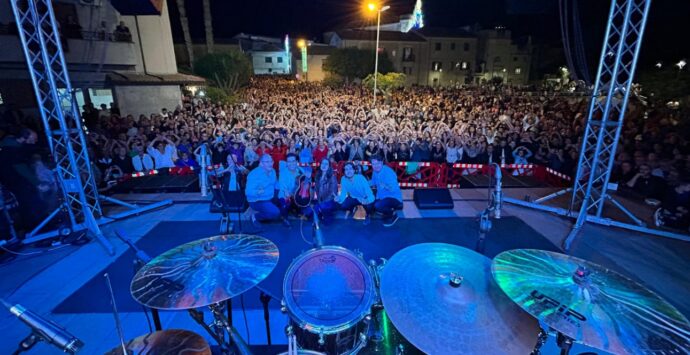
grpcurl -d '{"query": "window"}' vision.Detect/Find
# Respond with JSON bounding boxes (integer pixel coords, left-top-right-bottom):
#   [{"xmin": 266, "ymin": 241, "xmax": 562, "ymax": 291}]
[
  {"xmin": 515, "ymin": 67, "xmax": 522, "ymax": 74},
  {"xmin": 464, "ymin": 43, "xmax": 470, "ymax": 51},
  {"xmin": 494, "ymin": 56, "xmax": 501, "ymax": 63},
  {"xmin": 513, "ymin": 57, "xmax": 518, "ymax": 62},
  {"xmin": 402, "ymin": 47, "xmax": 415, "ymax": 61},
  {"xmin": 451, "ymin": 43, "xmax": 456, "ymax": 50},
  {"xmin": 435, "ymin": 42, "xmax": 441, "ymax": 51},
  {"xmin": 431, "ymin": 61, "xmax": 442, "ymax": 71},
  {"xmin": 265, "ymin": 57, "xmax": 272, "ymax": 63},
  {"xmin": 277, "ymin": 56, "xmax": 283, "ymax": 63},
  {"xmin": 403, "ymin": 67, "xmax": 413, "ymax": 75}
]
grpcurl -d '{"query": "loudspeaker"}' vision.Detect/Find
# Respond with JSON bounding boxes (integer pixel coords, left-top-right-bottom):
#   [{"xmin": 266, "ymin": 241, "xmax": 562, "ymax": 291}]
[
  {"xmin": 413, "ymin": 188, "xmax": 454, "ymax": 210},
  {"xmin": 110, "ymin": 0, "xmax": 164, "ymax": 15}
]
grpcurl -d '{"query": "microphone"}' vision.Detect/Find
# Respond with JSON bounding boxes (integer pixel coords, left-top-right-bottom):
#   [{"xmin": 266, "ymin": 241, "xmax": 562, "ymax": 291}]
[{"xmin": 1, "ymin": 298, "xmax": 84, "ymax": 354}]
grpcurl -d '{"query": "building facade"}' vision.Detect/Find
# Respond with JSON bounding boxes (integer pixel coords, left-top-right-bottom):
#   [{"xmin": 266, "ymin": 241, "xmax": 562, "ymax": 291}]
[
  {"xmin": 0, "ymin": 0, "xmax": 203, "ymax": 118},
  {"xmin": 475, "ymin": 27, "xmax": 532, "ymax": 84},
  {"xmin": 325, "ymin": 25, "xmax": 533, "ymax": 86},
  {"xmin": 294, "ymin": 44, "xmax": 334, "ymax": 82},
  {"xmin": 324, "ymin": 29, "xmax": 429, "ymax": 86}
]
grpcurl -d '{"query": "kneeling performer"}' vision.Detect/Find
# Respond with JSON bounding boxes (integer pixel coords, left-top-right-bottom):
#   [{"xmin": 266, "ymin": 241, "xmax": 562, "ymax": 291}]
[
  {"xmin": 336, "ymin": 162, "xmax": 375, "ymax": 225},
  {"xmin": 371, "ymin": 155, "xmax": 403, "ymax": 227}
]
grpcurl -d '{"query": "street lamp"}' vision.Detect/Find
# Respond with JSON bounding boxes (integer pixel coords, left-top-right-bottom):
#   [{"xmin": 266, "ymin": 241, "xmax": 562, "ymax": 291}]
[
  {"xmin": 367, "ymin": 2, "xmax": 390, "ymax": 106},
  {"xmin": 677, "ymin": 59, "xmax": 687, "ymax": 71}
]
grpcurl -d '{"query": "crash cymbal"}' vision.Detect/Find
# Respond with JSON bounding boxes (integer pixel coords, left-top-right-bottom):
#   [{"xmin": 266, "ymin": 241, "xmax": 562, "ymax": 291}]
[
  {"xmin": 105, "ymin": 329, "xmax": 211, "ymax": 355},
  {"xmin": 131, "ymin": 234, "xmax": 279, "ymax": 310},
  {"xmin": 379, "ymin": 243, "xmax": 539, "ymax": 355},
  {"xmin": 492, "ymin": 249, "xmax": 690, "ymax": 354}
]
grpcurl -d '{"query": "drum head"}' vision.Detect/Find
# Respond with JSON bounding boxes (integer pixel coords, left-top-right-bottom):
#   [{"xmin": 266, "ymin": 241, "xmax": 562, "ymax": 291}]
[{"xmin": 283, "ymin": 246, "xmax": 375, "ymax": 334}]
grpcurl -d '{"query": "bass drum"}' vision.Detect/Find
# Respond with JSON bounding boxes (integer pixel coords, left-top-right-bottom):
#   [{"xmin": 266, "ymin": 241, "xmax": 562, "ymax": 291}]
[{"xmin": 283, "ymin": 246, "xmax": 376, "ymax": 355}]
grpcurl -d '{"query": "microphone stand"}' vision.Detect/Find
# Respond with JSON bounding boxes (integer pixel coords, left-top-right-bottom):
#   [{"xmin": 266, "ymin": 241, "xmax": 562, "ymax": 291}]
[
  {"xmin": 312, "ymin": 202, "xmax": 324, "ymax": 249},
  {"xmin": 12, "ymin": 333, "xmax": 40, "ymax": 355},
  {"xmin": 259, "ymin": 292, "xmax": 272, "ymax": 345},
  {"xmin": 114, "ymin": 229, "xmax": 162, "ymax": 331}
]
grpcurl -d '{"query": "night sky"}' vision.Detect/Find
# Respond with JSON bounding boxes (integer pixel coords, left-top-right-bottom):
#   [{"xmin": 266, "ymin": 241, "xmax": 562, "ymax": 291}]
[{"xmin": 166, "ymin": 0, "xmax": 689, "ymax": 67}]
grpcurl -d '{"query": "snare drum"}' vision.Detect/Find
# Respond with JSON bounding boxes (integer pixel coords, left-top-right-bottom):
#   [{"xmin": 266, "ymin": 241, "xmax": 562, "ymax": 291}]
[{"xmin": 283, "ymin": 246, "xmax": 376, "ymax": 354}]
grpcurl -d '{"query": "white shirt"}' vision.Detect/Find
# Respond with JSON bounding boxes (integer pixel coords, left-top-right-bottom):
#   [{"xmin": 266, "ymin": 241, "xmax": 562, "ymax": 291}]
[
  {"xmin": 147, "ymin": 144, "xmax": 176, "ymax": 169},
  {"xmin": 132, "ymin": 154, "xmax": 154, "ymax": 172}
]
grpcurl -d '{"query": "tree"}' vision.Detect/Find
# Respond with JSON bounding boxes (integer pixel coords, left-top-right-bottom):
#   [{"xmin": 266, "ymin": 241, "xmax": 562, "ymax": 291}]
[
  {"xmin": 194, "ymin": 51, "xmax": 252, "ymax": 93},
  {"xmin": 362, "ymin": 72, "xmax": 407, "ymax": 95},
  {"xmin": 323, "ymin": 47, "xmax": 394, "ymax": 82},
  {"xmin": 202, "ymin": 0, "xmax": 214, "ymax": 54},
  {"xmin": 175, "ymin": 0, "xmax": 194, "ymax": 70}
]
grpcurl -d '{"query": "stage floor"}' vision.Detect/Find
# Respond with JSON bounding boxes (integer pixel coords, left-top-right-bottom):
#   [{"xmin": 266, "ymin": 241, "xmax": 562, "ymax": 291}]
[{"xmin": 1, "ymin": 188, "xmax": 689, "ymax": 354}]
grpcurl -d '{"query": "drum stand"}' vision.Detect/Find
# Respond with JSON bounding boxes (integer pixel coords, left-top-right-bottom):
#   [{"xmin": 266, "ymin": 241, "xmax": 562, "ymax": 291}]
[
  {"xmin": 188, "ymin": 301, "xmax": 252, "ymax": 355},
  {"xmin": 530, "ymin": 328, "xmax": 549, "ymax": 355}
]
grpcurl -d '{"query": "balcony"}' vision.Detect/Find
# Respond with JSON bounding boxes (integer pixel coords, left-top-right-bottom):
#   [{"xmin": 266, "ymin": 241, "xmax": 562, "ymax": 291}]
[{"xmin": 0, "ymin": 29, "xmax": 138, "ymax": 67}]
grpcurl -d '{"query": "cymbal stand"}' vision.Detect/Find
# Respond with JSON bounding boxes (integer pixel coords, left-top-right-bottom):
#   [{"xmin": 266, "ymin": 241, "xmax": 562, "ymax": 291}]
[
  {"xmin": 188, "ymin": 307, "xmax": 229, "ymax": 354},
  {"xmin": 556, "ymin": 332, "xmax": 574, "ymax": 355},
  {"xmin": 367, "ymin": 258, "xmax": 386, "ymax": 345},
  {"xmin": 530, "ymin": 328, "xmax": 549, "ymax": 355},
  {"xmin": 208, "ymin": 302, "xmax": 253, "ymax": 355}
]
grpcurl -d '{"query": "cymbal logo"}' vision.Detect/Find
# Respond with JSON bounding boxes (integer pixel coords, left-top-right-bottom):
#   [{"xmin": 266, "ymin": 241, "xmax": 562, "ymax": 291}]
[{"xmin": 530, "ymin": 290, "xmax": 587, "ymax": 326}]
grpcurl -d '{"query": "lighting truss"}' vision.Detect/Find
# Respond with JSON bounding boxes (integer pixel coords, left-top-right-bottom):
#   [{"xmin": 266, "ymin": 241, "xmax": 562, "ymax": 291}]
[
  {"xmin": 10, "ymin": 0, "xmax": 171, "ymax": 253},
  {"xmin": 503, "ymin": 0, "xmax": 690, "ymax": 249}
]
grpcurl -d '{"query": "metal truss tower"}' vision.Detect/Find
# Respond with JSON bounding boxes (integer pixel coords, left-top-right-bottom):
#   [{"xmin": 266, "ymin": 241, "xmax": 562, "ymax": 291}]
[
  {"xmin": 10, "ymin": 0, "xmax": 114, "ymax": 254},
  {"xmin": 564, "ymin": 0, "xmax": 652, "ymax": 249},
  {"xmin": 504, "ymin": 0, "xmax": 689, "ymax": 248}
]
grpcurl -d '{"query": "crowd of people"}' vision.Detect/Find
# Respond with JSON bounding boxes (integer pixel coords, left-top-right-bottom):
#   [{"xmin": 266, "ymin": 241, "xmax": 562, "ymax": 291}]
[{"xmin": 2, "ymin": 76, "xmax": 690, "ymax": 231}]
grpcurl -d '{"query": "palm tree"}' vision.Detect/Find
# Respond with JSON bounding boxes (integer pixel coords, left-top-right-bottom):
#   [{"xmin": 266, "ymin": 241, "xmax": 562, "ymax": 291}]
[
  {"xmin": 175, "ymin": 0, "xmax": 194, "ymax": 69},
  {"xmin": 202, "ymin": 0, "xmax": 214, "ymax": 54}
]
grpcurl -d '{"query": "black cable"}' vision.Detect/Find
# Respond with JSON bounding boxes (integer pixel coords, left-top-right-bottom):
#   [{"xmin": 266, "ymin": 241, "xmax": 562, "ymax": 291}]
[
  {"xmin": 240, "ymin": 294, "xmax": 250, "ymax": 345},
  {"xmin": 142, "ymin": 305, "xmax": 153, "ymax": 333}
]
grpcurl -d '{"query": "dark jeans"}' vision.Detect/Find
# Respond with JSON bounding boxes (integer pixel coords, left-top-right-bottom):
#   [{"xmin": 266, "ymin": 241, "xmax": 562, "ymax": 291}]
[
  {"xmin": 339, "ymin": 197, "xmax": 374, "ymax": 215},
  {"xmin": 375, "ymin": 197, "xmax": 402, "ymax": 220},
  {"xmin": 277, "ymin": 197, "xmax": 293, "ymax": 219},
  {"xmin": 249, "ymin": 198, "xmax": 282, "ymax": 221}
]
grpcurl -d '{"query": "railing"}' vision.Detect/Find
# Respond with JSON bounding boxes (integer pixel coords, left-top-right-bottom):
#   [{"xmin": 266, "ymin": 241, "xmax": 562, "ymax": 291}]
[
  {"xmin": 118, "ymin": 161, "xmax": 573, "ymax": 189},
  {"xmin": 1, "ymin": 25, "xmax": 133, "ymax": 43}
]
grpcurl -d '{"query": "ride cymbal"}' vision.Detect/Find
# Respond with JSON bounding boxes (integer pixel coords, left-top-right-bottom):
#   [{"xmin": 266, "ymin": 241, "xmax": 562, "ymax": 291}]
[
  {"xmin": 131, "ymin": 234, "xmax": 278, "ymax": 310},
  {"xmin": 492, "ymin": 249, "xmax": 690, "ymax": 354}
]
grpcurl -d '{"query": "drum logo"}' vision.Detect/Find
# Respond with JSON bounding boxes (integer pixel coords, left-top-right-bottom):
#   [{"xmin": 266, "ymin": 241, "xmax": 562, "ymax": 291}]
[
  {"xmin": 319, "ymin": 255, "xmax": 337, "ymax": 264},
  {"xmin": 529, "ymin": 290, "xmax": 586, "ymax": 326}
]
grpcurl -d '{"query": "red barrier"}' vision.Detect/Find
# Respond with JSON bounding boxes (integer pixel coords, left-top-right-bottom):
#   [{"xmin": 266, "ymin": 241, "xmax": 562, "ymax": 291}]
[
  {"xmin": 543, "ymin": 167, "xmax": 573, "ymax": 187},
  {"xmin": 119, "ymin": 160, "xmax": 573, "ymax": 189},
  {"xmin": 388, "ymin": 162, "xmax": 444, "ymax": 187},
  {"xmin": 500, "ymin": 164, "xmax": 536, "ymax": 177},
  {"xmin": 446, "ymin": 163, "xmax": 487, "ymax": 188}
]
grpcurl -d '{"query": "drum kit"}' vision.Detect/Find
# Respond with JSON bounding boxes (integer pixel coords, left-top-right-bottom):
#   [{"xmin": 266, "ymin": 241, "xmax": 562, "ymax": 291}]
[{"xmin": 111, "ymin": 232, "xmax": 690, "ymax": 355}]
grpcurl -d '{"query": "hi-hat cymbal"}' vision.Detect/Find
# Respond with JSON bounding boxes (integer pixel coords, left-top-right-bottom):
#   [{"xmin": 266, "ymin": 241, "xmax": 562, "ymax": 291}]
[
  {"xmin": 492, "ymin": 249, "xmax": 690, "ymax": 354},
  {"xmin": 131, "ymin": 234, "xmax": 279, "ymax": 310},
  {"xmin": 379, "ymin": 243, "xmax": 539, "ymax": 355},
  {"xmin": 105, "ymin": 329, "xmax": 211, "ymax": 355}
]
